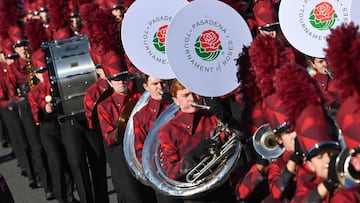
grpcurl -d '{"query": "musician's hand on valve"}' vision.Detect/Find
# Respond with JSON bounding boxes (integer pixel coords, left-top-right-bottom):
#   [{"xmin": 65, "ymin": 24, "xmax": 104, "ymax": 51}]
[
  {"xmin": 289, "ymin": 138, "xmax": 304, "ymax": 165},
  {"xmin": 191, "ymin": 139, "xmax": 219, "ymax": 161},
  {"xmin": 323, "ymin": 154, "xmax": 339, "ymax": 192}
]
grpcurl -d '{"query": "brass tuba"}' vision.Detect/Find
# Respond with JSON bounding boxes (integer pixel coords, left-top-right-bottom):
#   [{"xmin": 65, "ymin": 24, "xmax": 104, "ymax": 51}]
[
  {"xmin": 142, "ymin": 103, "xmax": 242, "ymax": 198},
  {"xmin": 252, "ymin": 123, "xmax": 285, "ymax": 161},
  {"xmin": 123, "ymin": 90, "xmax": 150, "ymax": 185}
]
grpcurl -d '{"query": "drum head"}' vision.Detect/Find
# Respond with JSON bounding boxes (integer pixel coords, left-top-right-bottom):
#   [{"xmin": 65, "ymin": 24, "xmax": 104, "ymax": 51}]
[
  {"xmin": 165, "ymin": 0, "xmax": 252, "ymax": 97},
  {"xmin": 121, "ymin": 0, "xmax": 188, "ymax": 79},
  {"xmin": 279, "ymin": 0, "xmax": 352, "ymax": 58}
]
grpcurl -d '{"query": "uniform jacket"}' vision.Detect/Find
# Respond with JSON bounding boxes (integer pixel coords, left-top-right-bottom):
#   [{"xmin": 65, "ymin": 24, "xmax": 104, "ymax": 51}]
[
  {"xmin": 267, "ymin": 150, "xmax": 297, "ymax": 201},
  {"xmin": 291, "ymin": 164, "xmax": 331, "ymax": 203},
  {"xmin": 236, "ymin": 162, "xmax": 268, "ymax": 200},
  {"xmin": 330, "ymin": 184, "xmax": 360, "ymax": 202},
  {"xmin": 27, "ymin": 81, "xmax": 51, "ymax": 124},
  {"xmin": 313, "ymin": 72, "xmax": 338, "ymax": 108},
  {"xmin": 97, "ymin": 88, "xmax": 141, "ymax": 146},
  {"xmin": 158, "ymin": 109, "xmax": 220, "ymax": 181},
  {"xmin": 83, "ymin": 78, "xmax": 109, "ymax": 129},
  {"xmin": 133, "ymin": 97, "xmax": 170, "ymax": 162}
]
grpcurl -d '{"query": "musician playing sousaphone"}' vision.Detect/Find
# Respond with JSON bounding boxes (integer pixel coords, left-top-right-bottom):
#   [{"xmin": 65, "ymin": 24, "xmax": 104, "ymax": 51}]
[
  {"xmin": 131, "ymin": 73, "xmax": 175, "ymax": 203},
  {"xmin": 157, "ymin": 79, "xmax": 243, "ymax": 203}
]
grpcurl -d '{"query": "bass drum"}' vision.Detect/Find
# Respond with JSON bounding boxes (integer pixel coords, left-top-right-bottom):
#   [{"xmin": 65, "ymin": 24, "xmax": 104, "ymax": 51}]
[
  {"xmin": 142, "ymin": 103, "xmax": 242, "ymax": 199},
  {"xmin": 42, "ymin": 36, "xmax": 97, "ymax": 122}
]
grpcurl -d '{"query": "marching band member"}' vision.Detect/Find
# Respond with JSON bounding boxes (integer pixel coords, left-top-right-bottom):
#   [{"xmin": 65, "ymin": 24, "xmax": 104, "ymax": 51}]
[
  {"xmin": 0, "ymin": 35, "xmax": 33, "ymax": 183},
  {"xmin": 250, "ymin": 34, "xmax": 303, "ymax": 202},
  {"xmin": 158, "ymin": 79, "xmax": 237, "ymax": 203},
  {"xmin": 133, "ymin": 74, "xmax": 172, "ymax": 163},
  {"xmin": 325, "ymin": 22, "xmax": 360, "ymax": 201},
  {"xmin": 274, "ymin": 62, "xmax": 341, "ymax": 203},
  {"xmin": 24, "ymin": 18, "xmax": 55, "ymax": 200},
  {"xmin": 97, "ymin": 50, "xmax": 144, "ymax": 203},
  {"xmin": 80, "ymin": 4, "xmax": 111, "ymax": 203},
  {"xmin": 90, "ymin": 6, "xmax": 146, "ymax": 202},
  {"xmin": 27, "ymin": 46, "xmax": 74, "ymax": 203},
  {"xmin": 305, "ymin": 56, "xmax": 339, "ymax": 117},
  {"xmin": 4, "ymin": 0, "xmax": 48, "ymax": 189},
  {"xmin": 47, "ymin": 1, "xmax": 95, "ymax": 202},
  {"xmin": 234, "ymin": 47, "xmax": 270, "ymax": 202},
  {"xmin": 132, "ymin": 74, "xmax": 177, "ymax": 203}
]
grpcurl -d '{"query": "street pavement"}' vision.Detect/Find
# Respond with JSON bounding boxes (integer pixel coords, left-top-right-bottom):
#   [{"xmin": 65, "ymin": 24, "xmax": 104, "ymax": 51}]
[{"xmin": 0, "ymin": 144, "xmax": 117, "ymax": 203}]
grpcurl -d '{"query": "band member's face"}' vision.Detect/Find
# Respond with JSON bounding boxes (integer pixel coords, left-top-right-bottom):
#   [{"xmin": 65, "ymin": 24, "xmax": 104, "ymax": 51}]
[
  {"xmin": 144, "ymin": 76, "xmax": 167, "ymax": 101},
  {"xmin": 14, "ymin": 46, "xmax": 26, "ymax": 59},
  {"xmin": 35, "ymin": 72, "xmax": 44, "ymax": 82},
  {"xmin": 39, "ymin": 11, "xmax": 49, "ymax": 23},
  {"xmin": 110, "ymin": 79, "xmax": 128, "ymax": 95},
  {"xmin": 173, "ymin": 88, "xmax": 201, "ymax": 113},
  {"xmin": 350, "ymin": 153, "xmax": 360, "ymax": 171},
  {"xmin": 5, "ymin": 58, "xmax": 14, "ymax": 65},
  {"xmin": 307, "ymin": 150, "xmax": 336, "ymax": 179},
  {"xmin": 276, "ymin": 131, "xmax": 296, "ymax": 152},
  {"xmin": 111, "ymin": 9, "xmax": 124, "ymax": 21},
  {"xmin": 95, "ymin": 68, "xmax": 107, "ymax": 80},
  {"xmin": 70, "ymin": 17, "xmax": 81, "ymax": 31},
  {"xmin": 311, "ymin": 58, "xmax": 328, "ymax": 75},
  {"xmin": 259, "ymin": 30, "xmax": 276, "ymax": 38}
]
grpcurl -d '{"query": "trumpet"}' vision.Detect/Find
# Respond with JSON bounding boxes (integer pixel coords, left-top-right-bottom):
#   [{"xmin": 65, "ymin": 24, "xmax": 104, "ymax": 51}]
[
  {"xmin": 253, "ymin": 123, "xmax": 285, "ymax": 161},
  {"xmin": 335, "ymin": 148, "xmax": 360, "ymax": 188}
]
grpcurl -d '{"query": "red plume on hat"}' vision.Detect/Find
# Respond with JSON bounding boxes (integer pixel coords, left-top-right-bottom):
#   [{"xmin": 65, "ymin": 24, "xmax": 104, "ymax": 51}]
[
  {"xmin": 79, "ymin": 2, "xmax": 100, "ymax": 21},
  {"xmin": 31, "ymin": 49, "xmax": 47, "ymax": 72},
  {"xmin": 47, "ymin": 0, "xmax": 73, "ymax": 40},
  {"xmin": 249, "ymin": 34, "xmax": 286, "ymax": 99},
  {"xmin": 122, "ymin": 0, "xmax": 134, "ymax": 9},
  {"xmin": 325, "ymin": 22, "xmax": 360, "ymax": 103},
  {"xmin": 33, "ymin": 0, "xmax": 47, "ymax": 15},
  {"xmin": 2, "ymin": 38, "xmax": 18, "ymax": 59},
  {"xmin": 8, "ymin": 25, "xmax": 29, "ymax": 47},
  {"xmin": 25, "ymin": 19, "xmax": 48, "ymax": 52},
  {"xmin": 0, "ymin": 0, "xmax": 22, "ymax": 27},
  {"xmin": 93, "ymin": 0, "xmax": 108, "ymax": 10},
  {"xmin": 24, "ymin": 0, "xmax": 36, "ymax": 14},
  {"xmin": 275, "ymin": 62, "xmax": 339, "ymax": 159},
  {"xmin": 249, "ymin": 34, "xmax": 287, "ymax": 132},
  {"xmin": 86, "ymin": 8, "xmax": 120, "ymax": 55},
  {"xmin": 105, "ymin": 0, "xmax": 125, "ymax": 10},
  {"xmin": 326, "ymin": 23, "xmax": 360, "ymax": 149},
  {"xmin": 237, "ymin": 46, "xmax": 266, "ymax": 135}
]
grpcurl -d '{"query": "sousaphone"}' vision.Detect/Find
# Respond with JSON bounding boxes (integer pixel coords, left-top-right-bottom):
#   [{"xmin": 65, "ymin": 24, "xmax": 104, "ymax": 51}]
[{"xmin": 123, "ymin": 91, "xmax": 150, "ymax": 185}]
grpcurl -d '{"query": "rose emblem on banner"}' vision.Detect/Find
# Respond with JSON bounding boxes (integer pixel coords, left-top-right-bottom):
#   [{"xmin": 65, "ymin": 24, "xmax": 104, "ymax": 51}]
[
  {"xmin": 153, "ymin": 25, "xmax": 168, "ymax": 54},
  {"xmin": 309, "ymin": 2, "xmax": 338, "ymax": 31},
  {"xmin": 194, "ymin": 30, "xmax": 223, "ymax": 61}
]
